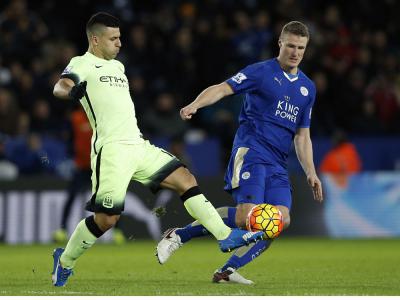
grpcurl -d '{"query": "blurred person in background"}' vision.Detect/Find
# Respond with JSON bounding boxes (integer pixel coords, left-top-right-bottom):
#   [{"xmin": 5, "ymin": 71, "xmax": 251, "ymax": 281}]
[
  {"xmin": 319, "ymin": 129, "xmax": 362, "ymax": 188},
  {"xmin": 0, "ymin": 0, "xmax": 48, "ymax": 63},
  {"xmin": 366, "ymin": 73, "xmax": 400, "ymax": 133},
  {"xmin": 352, "ymin": 99, "xmax": 383, "ymax": 134},
  {"xmin": 0, "ymin": 88, "xmax": 20, "ymax": 136},
  {"xmin": 0, "ymin": 133, "xmax": 18, "ymax": 180},
  {"xmin": 50, "ymin": 12, "xmax": 263, "ymax": 287},
  {"xmin": 52, "ymin": 105, "xmax": 92, "ymax": 243},
  {"xmin": 157, "ymin": 21, "xmax": 323, "ymax": 284},
  {"xmin": 142, "ymin": 91, "xmax": 187, "ymax": 139},
  {"xmin": 30, "ymin": 98, "xmax": 58, "ymax": 136}
]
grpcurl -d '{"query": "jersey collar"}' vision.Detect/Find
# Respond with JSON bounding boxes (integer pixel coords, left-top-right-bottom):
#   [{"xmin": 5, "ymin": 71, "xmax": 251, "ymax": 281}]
[
  {"xmin": 283, "ymin": 71, "xmax": 299, "ymax": 82},
  {"xmin": 273, "ymin": 58, "xmax": 300, "ymax": 82},
  {"xmin": 84, "ymin": 52, "xmax": 110, "ymax": 64}
]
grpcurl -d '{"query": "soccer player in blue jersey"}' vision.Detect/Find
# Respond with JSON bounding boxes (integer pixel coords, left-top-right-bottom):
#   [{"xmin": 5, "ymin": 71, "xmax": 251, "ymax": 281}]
[{"xmin": 156, "ymin": 21, "xmax": 323, "ymax": 284}]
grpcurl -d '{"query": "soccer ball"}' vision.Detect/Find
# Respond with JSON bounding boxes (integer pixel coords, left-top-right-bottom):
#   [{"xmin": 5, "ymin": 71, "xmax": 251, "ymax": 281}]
[{"xmin": 246, "ymin": 204, "xmax": 284, "ymax": 239}]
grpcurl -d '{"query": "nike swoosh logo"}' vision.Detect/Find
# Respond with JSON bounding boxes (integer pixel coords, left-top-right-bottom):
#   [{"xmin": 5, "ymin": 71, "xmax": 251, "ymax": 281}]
[
  {"xmin": 95, "ymin": 65, "xmax": 103, "ymax": 68},
  {"xmin": 165, "ymin": 228, "xmax": 176, "ymax": 239}
]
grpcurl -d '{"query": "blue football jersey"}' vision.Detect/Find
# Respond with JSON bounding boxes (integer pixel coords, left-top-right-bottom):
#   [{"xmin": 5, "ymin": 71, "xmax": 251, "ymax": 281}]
[{"xmin": 226, "ymin": 58, "xmax": 316, "ymax": 169}]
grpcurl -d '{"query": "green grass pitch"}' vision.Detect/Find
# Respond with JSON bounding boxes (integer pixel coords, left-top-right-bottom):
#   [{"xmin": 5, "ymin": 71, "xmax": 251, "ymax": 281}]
[{"xmin": 0, "ymin": 238, "xmax": 399, "ymax": 296}]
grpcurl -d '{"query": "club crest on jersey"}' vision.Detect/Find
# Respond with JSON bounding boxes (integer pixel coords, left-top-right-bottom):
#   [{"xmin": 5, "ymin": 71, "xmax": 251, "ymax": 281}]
[
  {"xmin": 231, "ymin": 72, "xmax": 247, "ymax": 84},
  {"xmin": 300, "ymin": 86, "xmax": 309, "ymax": 96},
  {"xmin": 241, "ymin": 171, "xmax": 250, "ymax": 180},
  {"xmin": 103, "ymin": 196, "xmax": 113, "ymax": 208}
]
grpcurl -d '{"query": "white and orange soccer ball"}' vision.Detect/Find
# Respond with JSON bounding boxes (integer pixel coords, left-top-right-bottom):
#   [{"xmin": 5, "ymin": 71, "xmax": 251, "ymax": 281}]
[{"xmin": 246, "ymin": 204, "xmax": 284, "ymax": 239}]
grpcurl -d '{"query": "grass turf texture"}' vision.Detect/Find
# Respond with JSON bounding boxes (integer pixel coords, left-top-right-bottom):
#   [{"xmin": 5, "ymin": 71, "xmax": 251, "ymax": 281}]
[{"xmin": 0, "ymin": 238, "xmax": 399, "ymax": 296}]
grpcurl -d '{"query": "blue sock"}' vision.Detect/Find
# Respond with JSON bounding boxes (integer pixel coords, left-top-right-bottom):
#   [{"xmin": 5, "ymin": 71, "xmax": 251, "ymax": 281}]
[
  {"xmin": 221, "ymin": 239, "xmax": 273, "ymax": 271},
  {"xmin": 176, "ymin": 207, "xmax": 237, "ymax": 243},
  {"xmin": 226, "ymin": 207, "xmax": 238, "ymax": 228}
]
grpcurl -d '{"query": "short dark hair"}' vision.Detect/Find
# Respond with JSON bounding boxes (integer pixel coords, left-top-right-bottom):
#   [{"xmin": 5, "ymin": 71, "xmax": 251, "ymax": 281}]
[
  {"xmin": 280, "ymin": 21, "xmax": 310, "ymax": 40},
  {"xmin": 86, "ymin": 12, "xmax": 120, "ymax": 36}
]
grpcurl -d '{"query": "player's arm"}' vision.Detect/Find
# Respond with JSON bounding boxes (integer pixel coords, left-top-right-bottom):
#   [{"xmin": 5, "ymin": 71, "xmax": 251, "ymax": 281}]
[
  {"xmin": 180, "ymin": 82, "xmax": 234, "ymax": 120},
  {"xmin": 53, "ymin": 78, "xmax": 87, "ymax": 100},
  {"xmin": 294, "ymin": 127, "xmax": 323, "ymax": 202}
]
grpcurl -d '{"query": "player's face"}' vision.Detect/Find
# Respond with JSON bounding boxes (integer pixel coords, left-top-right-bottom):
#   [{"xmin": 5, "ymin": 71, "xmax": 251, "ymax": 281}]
[
  {"xmin": 97, "ymin": 27, "xmax": 121, "ymax": 60},
  {"xmin": 277, "ymin": 33, "xmax": 308, "ymax": 73}
]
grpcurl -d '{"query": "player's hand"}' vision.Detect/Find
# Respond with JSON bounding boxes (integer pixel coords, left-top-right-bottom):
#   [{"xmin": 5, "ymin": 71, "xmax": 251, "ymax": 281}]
[
  {"xmin": 69, "ymin": 81, "xmax": 87, "ymax": 100},
  {"xmin": 180, "ymin": 104, "xmax": 197, "ymax": 120},
  {"xmin": 307, "ymin": 173, "xmax": 323, "ymax": 202}
]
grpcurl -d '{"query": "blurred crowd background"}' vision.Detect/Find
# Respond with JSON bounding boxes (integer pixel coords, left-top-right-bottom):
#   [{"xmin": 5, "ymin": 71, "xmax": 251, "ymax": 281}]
[{"xmin": 0, "ymin": 0, "xmax": 399, "ymax": 178}]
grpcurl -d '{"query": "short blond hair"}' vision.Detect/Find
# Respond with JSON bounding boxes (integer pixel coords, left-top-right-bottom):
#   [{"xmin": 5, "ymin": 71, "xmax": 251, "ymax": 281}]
[{"xmin": 280, "ymin": 21, "xmax": 310, "ymax": 40}]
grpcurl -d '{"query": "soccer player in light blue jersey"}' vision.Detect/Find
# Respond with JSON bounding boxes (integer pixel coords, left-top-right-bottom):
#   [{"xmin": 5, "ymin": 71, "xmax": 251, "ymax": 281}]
[
  {"xmin": 50, "ymin": 12, "xmax": 264, "ymax": 287},
  {"xmin": 156, "ymin": 21, "xmax": 323, "ymax": 284}
]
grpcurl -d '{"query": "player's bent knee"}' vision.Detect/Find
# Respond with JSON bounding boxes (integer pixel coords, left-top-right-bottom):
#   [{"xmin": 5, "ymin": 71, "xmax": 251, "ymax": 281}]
[
  {"xmin": 276, "ymin": 205, "xmax": 290, "ymax": 230},
  {"xmin": 178, "ymin": 176, "xmax": 198, "ymax": 195},
  {"xmin": 181, "ymin": 170, "xmax": 198, "ymax": 189},
  {"xmin": 235, "ymin": 203, "xmax": 256, "ymax": 229},
  {"xmin": 94, "ymin": 213, "xmax": 120, "ymax": 232},
  {"xmin": 283, "ymin": 215, "xmax": 291, "ymax": 229},
  {"xmin": 162, "ymin": 167, "xmax": 198, "ymax": 194}
]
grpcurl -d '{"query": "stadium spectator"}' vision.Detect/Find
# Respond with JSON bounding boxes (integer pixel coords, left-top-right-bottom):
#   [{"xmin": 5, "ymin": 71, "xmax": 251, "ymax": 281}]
[
  {"xmin": 352, "ymin": 99, "xmax": 383, "ymax": 135},
  {"xmin": 320, "ymin": 130, "xmax": 362, "ymax": 175},
  {"xmin": 30, "ymin": 98, "xmax": 58, "ymax": 136},
  {"xmin": 366, "ymin": 73, "xmax": 400, "ymax": 133},
  {"xmin": 0, "ymin": 134, "xmax": 18, "ymax": 180},
  {"xmin": 52, "ymin": 106, "xmax": 92, "ymax": 243},
  {"xmin": 0, "ymin": 88, "xmax": 19, "ymax": 136},
  {"xmin": 141, "ymin": 92, "xmax": 188, "ymax": 139},
  {"xmin": 4, "ymin": 133, "xmax": 46, "ymax": 174},
  {"xmin": 319, "ymin": 130, "xmax": 362, "ymax": 188},
  {"xmin": 0, "ymin": 0, "xmax": 48, "ymax": 62}
]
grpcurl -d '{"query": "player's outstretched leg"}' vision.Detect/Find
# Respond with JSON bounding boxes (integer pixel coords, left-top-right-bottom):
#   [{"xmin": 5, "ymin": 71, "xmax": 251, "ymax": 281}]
[
  {"xmin": 160, "ymin": 168, "xmax": 263, "ymax": 250},
  {"xmin": 156, "ymin": 226, "xmax": 264, "ymax": 264},
  {"xmin": 156, "ymin": 207, "xmax": 237, "ymax": 264},
  {"xmin": 52, "ymin": 248, "xmax": 73, "ymax": 287},
  {"xmin": 218, "ymin": 228, "xmax": 264, "ymax": 252},
  {"xmin": 215, "ymin": 203, "xmax": 289, "ymax": 284},
  {"xmin": 214, "ymin": 239, "xmax": 273, "ymax": 284}
]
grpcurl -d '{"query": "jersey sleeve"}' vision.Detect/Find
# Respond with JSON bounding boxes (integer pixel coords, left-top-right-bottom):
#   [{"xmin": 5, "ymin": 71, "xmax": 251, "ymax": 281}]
[
  {"xmin": 60, "ymin": 57, "xmax": 89, "ymax": 84},
  {"xmin": 298, "ymin": 83, "xmax": 316, "ymax": 128},
  {"xmin": 116, "ymin": 60, "xmax": 125, "ymax": 73},
  {"xmin": 225, "ymin": 62, "xmax": 264, "ymax": 94}
]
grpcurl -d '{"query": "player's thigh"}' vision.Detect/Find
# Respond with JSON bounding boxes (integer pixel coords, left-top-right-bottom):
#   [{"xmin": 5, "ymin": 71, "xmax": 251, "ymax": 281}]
[
  {"xmin": 230, "ymin": 163, "xmax": 268, "ymax": 227},
  {"xmin": 225, "ymin": 147, "xmax": 270, "ymax": 202},
  {"xmin": 133, "ymin": 140, "xmax": 184, "ymax": 193},
  {"xmin": 87, "ymin": 143, "xmax": 136, "ymax": 215},
  {"xmin": 230, "ymin": 162, "xmax": 267, "ymax": 205}
]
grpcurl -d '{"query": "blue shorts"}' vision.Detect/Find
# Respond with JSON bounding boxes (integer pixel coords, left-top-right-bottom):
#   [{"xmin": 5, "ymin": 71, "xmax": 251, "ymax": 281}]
[{"xmin": 224, "ymin": 147, "xmax": 292, "ymax": 210}]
